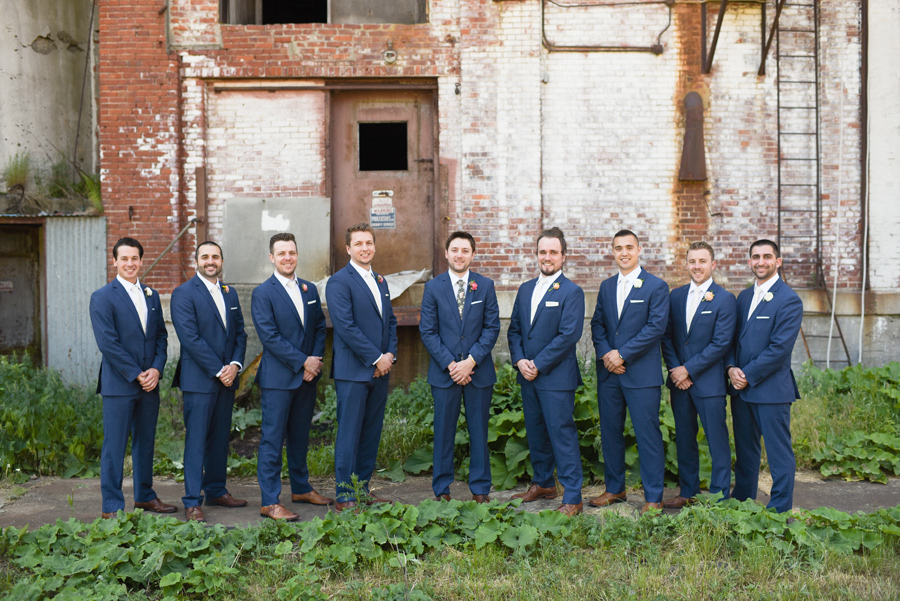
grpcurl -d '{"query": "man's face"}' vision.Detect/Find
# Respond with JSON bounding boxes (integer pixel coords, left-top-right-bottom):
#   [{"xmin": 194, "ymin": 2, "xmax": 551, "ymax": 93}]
[
  {"xmin": 196, "ymin": 243, "xmax": 223, "ymax": 282},
  {"xmin": 347, "ymin": 231, "xmax": 376, "ymax": 268},
  {"xmin": 446, "ymin": 237, "xmax": 474, "ymax": 276},
  {"xmin": 537, "ymin": 236, "xmax": 565, "ymax": 277},
  {"xmin": 269, "ymin": 240, "xmax": 298, "ymax": 278},
  {"xmin": 686, "ymin": 248, "xmax": 716, "ymax": 286},
  {"xmin": 612, "ymin": 234, "xmax": 641, "ymax": 274},
  {"xmin": 114, "ymin": 245, "xmax": 142, "ymax": 284},
  {"xmin": 748, "ymin": 244, "xmax": 782, "ymax": 284}
]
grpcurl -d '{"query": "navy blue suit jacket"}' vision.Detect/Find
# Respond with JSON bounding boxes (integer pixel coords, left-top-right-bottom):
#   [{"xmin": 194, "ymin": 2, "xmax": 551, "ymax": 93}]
[
  {"xmin": 251, "ymin": 274, "xmax": 327, "ymax": 390},
  {"xmin": 507, "ymin": 274, "xmax": 584, "ymax": 391},
  {"xmin": 419, "ymin": 271, "xmax": 500, "ymax": 389},
  {"xmin": 727, "ymin": 278, "xmax": 803, "ymax": 404},
  {"xmin": 171, "ymin": 275, "xmax": 247, "ymax": 394},
  {"xmin": 591, "ymin": 268, "xmax": 669, "ymax": 388},
  {"xmin": 326, "ymin": 263, "xmax": 398, "ymax": 382},
  {"xmin": 661, "ymin": 281, "xmax": 736, "ymax": 397},
  {"xmin": 89, "ymin": 278, "xmax": 167, "ymax": 396}
]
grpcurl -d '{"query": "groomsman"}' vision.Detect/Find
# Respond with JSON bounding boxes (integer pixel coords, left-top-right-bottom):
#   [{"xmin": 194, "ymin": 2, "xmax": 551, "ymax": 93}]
[
  {"xmin": 507, "ymin": 227, "xmax": 585, "ymax": 517},
  {"xmin": 420, "ymin": 231, "xmax": 500, "ymax": 502},
  {"xmin": 252, "ymin": 232, "xmax": 332, "ymax": 521},
  {"xmin": 590, "ymin": 230, "xmax": 669, "ymax": 514},
  {"xmin": 727, "ymin": 239, "xmax": 803, "ymax": 513},
  {"xmin": 90, "ymin": 237, "xmax": 174, "ymax": 518},
  {"xmin": 171, "ymin": 241, "xmax": 248, "ymax": 522},
  {"xmin": 660, "ymin": 241, "xmax": 736, "ymax": 508},
  {"xmin": 326, "ymin": 223, "xmax": 398, "ymax": 511}
]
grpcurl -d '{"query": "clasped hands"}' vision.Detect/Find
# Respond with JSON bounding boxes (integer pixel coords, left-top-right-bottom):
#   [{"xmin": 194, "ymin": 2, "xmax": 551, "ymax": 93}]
[
  {"xmin": 728, "ymin": 366, "xmax": 748, "ymax": 390},
  {"xmin": 137, "ymin": 368, "xmax": 160, "ymax": 392},
  {"xmin": 302, "ymin": 356, "xmax": 324, "ymax": 382},
  {"xmin": 448, "ymin": 357, "xmax": 476, "ymax": 386},
  {"xmin": 516, "ymin": 359, "xmax": 539, "ymax": 381},
  {"xmin": 217, "ymin": 364, "xmax": 240, "ymax": 387},
  {"xmin": 668, "ymin": 365, "xmax": 693, "ymax": 390},
  {"xmin": 373, "ymin": 353, "xmax": 395, "ymax": 378},
  {"xmin": 601, "ymin": 350, "xmax": 626, "ymax": 375}
]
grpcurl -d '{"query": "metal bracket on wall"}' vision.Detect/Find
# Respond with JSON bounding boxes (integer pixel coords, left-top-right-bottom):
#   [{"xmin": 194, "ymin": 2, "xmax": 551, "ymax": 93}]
[
  {"xmin": 541, "ymin": 0, "xmax": 672, "ymax": 54},
  {"xmin": 702, "ymin": 0, "xmax": 768, "ymax": 74}
]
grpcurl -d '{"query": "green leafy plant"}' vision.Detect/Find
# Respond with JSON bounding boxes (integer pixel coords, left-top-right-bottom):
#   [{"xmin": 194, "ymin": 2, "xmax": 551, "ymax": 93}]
[
  {"xmin": 3, "ymin": 152, "xmax": 32, "ymax": 190},
  {"xmin": 814, "ymin": 431, "xmax": 900, "ymax": 483}
]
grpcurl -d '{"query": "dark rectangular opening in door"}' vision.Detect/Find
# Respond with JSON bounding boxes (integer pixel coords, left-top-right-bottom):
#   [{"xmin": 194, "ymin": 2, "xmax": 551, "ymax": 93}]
[{"xmin": 358, "ymin": 122, "xmax": 408, "ymax": 171}]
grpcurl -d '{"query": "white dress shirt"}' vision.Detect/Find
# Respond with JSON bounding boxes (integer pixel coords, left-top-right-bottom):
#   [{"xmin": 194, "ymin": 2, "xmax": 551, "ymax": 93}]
[
  {"xmin": 686, "ymin": 278, "xmax": 713, "ymax": 332},
  {"xmin": 530, "ymin": 270, "xmax": 563, "ymax": 324},
  {"xmin": 117, "ymin": 274, "xmax": 147, "ymax": 334},
  {"xmin": 274, "ymin": 270, "xmax": 305, "ymax": 326},
  {"xmin": 349, "ymin": 260, "xmax": 385, "ymax": 365},
  {"xmin": 616, "ymin": 266, "xmax": 643, "ymax": 319},
  {"xmin": 748, "ymin": 274, "xmax": 780, "ymax": 320}
]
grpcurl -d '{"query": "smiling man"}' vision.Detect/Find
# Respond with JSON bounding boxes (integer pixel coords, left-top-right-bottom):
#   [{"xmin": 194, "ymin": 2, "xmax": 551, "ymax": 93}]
[
  {"xmin": 326, "ymin": 223, "xmax": 398, "ymax": 511},
  {"xmin": 727, "ymin": 239, "xmax": 803, "ymax": 513},
  {"xmin": 660, "ymin": 242, "xmax": 736, "ymax": 508},
  {"xmin": 507, "ymin": 227, "xmax": 585, "ymax": 517},
  {"xmin": 590, "ymin": 229, "xmax": 670, "ymax": 514},
  {"xmin": 90, "ymin": 237, "xmax": 172, "ymax": 519},
  {"xmin": 420, "ymin": 231, "xmax": 500, "ymax": 503},
  {"xmin": 251, "ymin": 232, "xmax": 331, "ymax": 522},
  {"xmin": 171, "ymin": 241, "xmax": 248, "ymax": 522}
]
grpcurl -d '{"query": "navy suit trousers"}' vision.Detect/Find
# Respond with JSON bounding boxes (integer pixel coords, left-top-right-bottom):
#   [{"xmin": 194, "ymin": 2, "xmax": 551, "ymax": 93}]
[
  {"xmin": 670, "ymin": 388, "xmax": 732, "ymax": 498},
  {"xmin": 431, "ymin": 384, "xmax": 492, "ymax": 497},
  {"xmin": 334, "ymin": 377, "xmax": 390, "ymax": 502},
  {"xmin": 598, "ymin": 377, "xmax": 665, "ymax": 503},
  {"xmin": 521, "ymin": 384, "xmax": 583, "ymax": 504},
  {"xmin": 182, "ymin": 387, "xmax": 234, "ymax": 508},
  {"xmin": 101, "ymin": 391, "xmax": 160, "ymax": 513},
  {"xmin": 257, "ymin": 384, "xmax": 318, "ymax": 506}
]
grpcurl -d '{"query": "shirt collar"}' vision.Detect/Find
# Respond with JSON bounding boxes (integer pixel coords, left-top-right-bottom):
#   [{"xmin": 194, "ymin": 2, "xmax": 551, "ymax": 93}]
[
  {"xmin": 349, "ymin": 260, "xmax": 375, "ymax": 280},
  {"xmin": 754, "ymin": 273, "xmax": 780, "ymax": 296},
  {"xmin": 273, "ymin": 270, "xmax": 296, "ymax": 288},
  {"xmin": 449, "ymin": 270, "xmax": 470, "ymax": 287},
  {"xmin": 196, "ymin": 273, "xmax": 221, "ymax": 293},
  {"xmin": 537, "ymin": 270, "xmax": 563, "ymax": 287},
  {"xmin": 689, "ymin": 278, "xmax": 713, "ymax": 296},
  {"xmin": 116, "ymin": 275, "xmax": 142, "ymax": 291},
  {"xmin": 618, "ymin": 266, "xmax": 643, "ymax": 286}
]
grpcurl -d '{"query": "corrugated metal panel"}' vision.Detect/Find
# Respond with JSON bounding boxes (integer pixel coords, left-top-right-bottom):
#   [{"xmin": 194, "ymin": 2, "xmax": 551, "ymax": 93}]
[{"xmin": 45, "ymin": 216, "xmax": 106, "ymax": 386}]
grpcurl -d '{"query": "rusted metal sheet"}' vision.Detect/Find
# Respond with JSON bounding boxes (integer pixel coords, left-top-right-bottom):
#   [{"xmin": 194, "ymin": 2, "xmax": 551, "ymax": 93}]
[
  {"xmin": 330, "ymin": 90, "xmax": 436, "ymax": 276},
  {"xmin": 45, "ymin": 216, "xmax": 106, "ymax": 385},
  {"xmin": 0, "ymin": 225, "xmax": 41, "ymax": 362}
]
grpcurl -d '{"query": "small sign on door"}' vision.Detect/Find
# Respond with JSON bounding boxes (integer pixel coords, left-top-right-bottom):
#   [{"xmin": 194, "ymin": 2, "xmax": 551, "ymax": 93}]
[{"xmin": 371, "ymin": 191, "xmax": 396, "ymax": 229}]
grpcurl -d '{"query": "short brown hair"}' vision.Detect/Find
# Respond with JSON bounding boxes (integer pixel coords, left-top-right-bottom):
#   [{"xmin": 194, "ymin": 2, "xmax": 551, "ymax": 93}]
[
  {"xmin": 687, "ymin": 241, "xmax": 715, "ymax": 262},
  {"xmin": 750, "ymin": 239, "xmax": 781, "ymax": 258},
  {"xmin": 613, "ymin": 229, "xmax": 640, "ymax": 246},
  {"xmin": 445, "ymin": 231, "xmax": 476, "ymax": 253},
  {"xmin": 269, "ymin": 232, "xmax": 296, "ymax": 254},
  {"xmin": 345, "ymin": 222, "xmax": 375, "ymax": 246},
  {"xmin": 537, "ymin": 227, "xmax": 567, "ymax": 254}
]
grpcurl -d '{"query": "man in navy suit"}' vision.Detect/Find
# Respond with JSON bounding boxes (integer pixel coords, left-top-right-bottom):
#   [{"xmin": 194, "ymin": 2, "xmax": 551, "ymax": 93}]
[
  {"xmin": 660, "ymin": 241, "xmax": 736, "ymax": 508},
  {"xmin": 326, "ymin": 223, "xmax": 398, "ymax": 511},
  {"xmin": 727, "ymin": 239, "xmax": 803, "ymax": 513},
  {"xmin": 251, "ymin": 232, "xmax": 332, "ymax": 521},
  {"xmin": 171, "ymin": 241, "xmax": 248, "ymax": 522},
  {"xmin": 590, "ymin": 230, "xmax": 669, "ymax": 514},
  {"xmin": 420, "ymin": 231, "xmax": 500, "ymax": 503},
  {"xmin": 507, "ymin": 227, "xmax": 585, "ymax": 517},
  {"xmin": 90, "ymin": 237, "xmax": 175, "ymax": 518}
]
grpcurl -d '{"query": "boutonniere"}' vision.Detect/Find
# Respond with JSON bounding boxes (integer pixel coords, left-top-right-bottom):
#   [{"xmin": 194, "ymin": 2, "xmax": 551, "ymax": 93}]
[
  {"xmin": 377, "ymin": 275, "xmax": 384, "ymax": 284},
  {"xmin": 633, "ymin": 279, "xmax": 643, "ymax": 289},
  {"xmin": 144, "ymin": 287, "xmax": 153, "ymax": 297},
  {"xmin": 703, "ymin": 291, "xmax": 714, "ymax": 302},
  {"xmin": 469, "ymin": 281, "xmax": 477, "ymax": 292},
  {"xmin": 552, "ymin": 282, "xmax": 560, "ymax": 290},
  {"xmin": 222, "ymin": 284, "xmax": 229, "ymax": 294},
  {"xmin": 764, "ymin": 292, "xmax": 774, "ymax": 302},
  {"xmin": 301, "ymin": 283, "xmax": 308, "ymax": 292}
]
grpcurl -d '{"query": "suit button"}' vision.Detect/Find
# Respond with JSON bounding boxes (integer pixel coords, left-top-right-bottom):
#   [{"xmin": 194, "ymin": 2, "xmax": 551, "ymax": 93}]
[{"xmin": 461, "ymin": 336, "xmax": 465, "ymax": 339}]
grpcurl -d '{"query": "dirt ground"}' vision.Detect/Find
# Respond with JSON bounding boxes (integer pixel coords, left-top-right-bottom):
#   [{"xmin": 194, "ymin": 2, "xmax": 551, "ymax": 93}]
[{"xmin": 1, "ymin": 470, "xmax": 897, "ymax": 529}]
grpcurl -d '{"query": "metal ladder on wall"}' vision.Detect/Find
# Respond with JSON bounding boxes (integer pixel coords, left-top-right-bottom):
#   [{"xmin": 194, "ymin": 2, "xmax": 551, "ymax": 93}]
[{"xmin": 774, "ymin": 0, "xmax": 851, "ymax": 368}]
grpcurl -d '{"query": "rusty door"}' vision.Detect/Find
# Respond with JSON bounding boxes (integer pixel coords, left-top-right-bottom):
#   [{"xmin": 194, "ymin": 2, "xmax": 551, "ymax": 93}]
[
  {"xmin": 0, "ymin": 225, "xmax": 41, "ymax": 363},
  {"xmin": 330, "ymin": 90, "xmax": 435, "ymax": 274}
]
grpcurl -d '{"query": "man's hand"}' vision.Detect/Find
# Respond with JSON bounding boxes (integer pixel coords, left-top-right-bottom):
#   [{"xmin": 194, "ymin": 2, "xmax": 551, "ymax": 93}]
[
  {"xmin": 602, "ymin": 350, "xmax": 625, "ymax": 373},
  {"xmin": 448, "ymin": 358, "xmax": 476, "ymax": 385},
  {"xmin": 669, "ymin": 365, "xmax": 690, "ymax": 387},
  {"xmin": 728, "ymin": 366, "xmax": 748, "ymax": 390},
  {"xmin": 303, "ymin": 356, "xmax": 323, "ymax": 382},
  {"xmin": 676, "ymin": 376, "xmax": 693, "ymax": 390},
  {"xmin": 516, "ymin": 358, "xmax": 539, "ymax": 381},
  {"xmin": 137, "ymin": 368, "xmax": 160, "ymax": 392},
  {"xmin": 218, "ymin": 364, "xmax": 239, "ymax": 387},
  {"xmin": 374, "ymin": 353, "xmax": 395, "ymax": 378}
]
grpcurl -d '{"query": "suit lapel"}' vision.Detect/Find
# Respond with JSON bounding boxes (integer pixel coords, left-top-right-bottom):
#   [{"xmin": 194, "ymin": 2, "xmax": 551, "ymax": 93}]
[
  {"xmin": 685, "ymin": 283, "xmax": 710, "ymax": 339},
  {"xmin": 617, "ymin": 272, "xmax": 642, "ymax": 325},
  {"xmin": 196, "ymin": 276, "xmax": 226, "ymax": 331},
  {"xmin": 461, "ymin": 276, "xmax": 475, "ymax": 323},
  {"xmin": 348, "ymin": 266, "xmax": 382, "ymax": 317},
  {"xmin": 113, "ymin": 279, "xmax": 146, "ymax": 337},
  {"xmin": 529, "ymin": 275, "xmax": 562, "ymax": 331},
  {"xmin": 440, "ymin": 273, "xmax": 462, "ymax": 323},
  {"xmin": 271, "ymin": 276, "xmax": 303, "ymax": 327}
]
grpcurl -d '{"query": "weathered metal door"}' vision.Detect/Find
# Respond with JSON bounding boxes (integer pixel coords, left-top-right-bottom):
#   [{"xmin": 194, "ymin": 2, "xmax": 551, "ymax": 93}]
[
  {"xmin": 330, "ymin": 90, "xmax": 435, "ymax": 274},
  {"xmin": 0, "ymin": 225, "xmax": 41, "ymax": 362}
]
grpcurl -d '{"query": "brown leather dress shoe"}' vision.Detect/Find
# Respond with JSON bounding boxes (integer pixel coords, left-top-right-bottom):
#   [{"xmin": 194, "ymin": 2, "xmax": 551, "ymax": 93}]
[
  {"xmin": 101, "ymin": 512, "xmax": 117, "ymax": 519},
  {"xmin": 260, "ymin": 503, "xmax": 299, "ymax": 521},
  {"xmin": 134, "ymin": 498, "xmax": 177, "ymax": 513},
  {"xmin": 662, "ymin": 495, "xmax": 697, "ymax": 509},
  {"xmin": 435, "ymin": 493, "xmax": 451, "ymax": 501},
  {"xmin": 185, "ymin": 506, "xmax": 206, "ymax": 522},
  {"xmin": 641, "ymin": 502, "xmax": 663, "ymax": 515},
  {"xmin": 334, "ymin": 500, "xmax": 358, "ymax": 512},
  {"xmin": 363, "ymin": 496, "xmax": 392, "ymax": 505},
  {"xmin": 472, "ymin": 494, "xmax": 491, "ymax": 504},
  {"xmin": 588, "ymin": 491, "xmax": 627, "ymax": 507},
  {"xmin": 555, "ymin": 502, "xmax": 583, "ymax": 517},
  {"xmin": 207, "ymin": 493, "xmax": 248, "ymax": 508},
  {"xmin": 511, "ymin": 483, "xmax": 558, "ymax": 502},
  {"xmin": 291, "ymin": 490, "xmax": 334, "ymax": 506}
]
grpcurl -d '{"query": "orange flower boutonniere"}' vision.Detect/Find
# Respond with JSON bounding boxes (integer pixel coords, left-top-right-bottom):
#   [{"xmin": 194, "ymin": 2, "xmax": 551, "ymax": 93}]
[
  {"xmin": 703, "ymin": 291, "xmax": 714, "ymax": 302},
  {"xmin": 301, "ymin": 283, "xmax": 308, "ymax": 292},
  {"xmin": 552, "ymin": 282, "xmax": 560, "ymax": 290},
  {"xmin": 222, "ymin": 284, "xmax": 229, "ymax": 294}
]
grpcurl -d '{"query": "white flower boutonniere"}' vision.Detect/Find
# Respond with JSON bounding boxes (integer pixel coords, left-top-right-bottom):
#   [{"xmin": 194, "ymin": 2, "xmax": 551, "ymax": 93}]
[
  {"xmin": 764, "ymin": 292, "xmax": 774, "ymax": 302},
  {"xmin": 144, "ymin": 287, "xmax": 153, "ymax": 298},
  {"xmin": 633, "ymin": 279, "xmax": 643, "ymax": 289}
]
